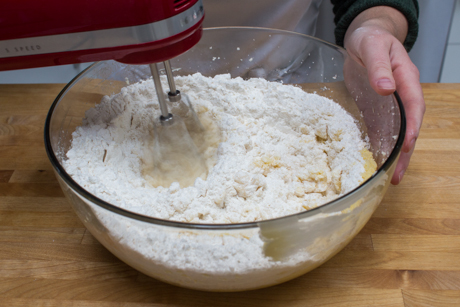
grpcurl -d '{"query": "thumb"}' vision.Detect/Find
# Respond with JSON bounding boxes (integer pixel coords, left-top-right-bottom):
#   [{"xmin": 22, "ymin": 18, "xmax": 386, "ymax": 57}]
[{"xmin": 357, "ymin": 39, "xmax": 396, "ymax": 96}]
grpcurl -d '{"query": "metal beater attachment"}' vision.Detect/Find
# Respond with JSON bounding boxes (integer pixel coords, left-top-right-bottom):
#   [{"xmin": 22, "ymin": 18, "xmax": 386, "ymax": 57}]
[
  {"xmin": 149, "ymin": 63, "xmax": 173, "ymax": 124},
  {"xmin": 164, "ymin": 60, "xmax": 181, "ymax": 103},
  {"xmin": 147, "ymin": 63, "xmax": 207, "ymax": 188},
  {"xmin": 163, "ymin": 60, "xmax": 205, "ymax": 136}
]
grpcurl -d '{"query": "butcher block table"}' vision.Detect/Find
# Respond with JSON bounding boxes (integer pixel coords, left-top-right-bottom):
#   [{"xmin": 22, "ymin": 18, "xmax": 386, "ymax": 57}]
[{"xmin": 0, "ymin": 83, "xmax": 459, "ymax": 307}]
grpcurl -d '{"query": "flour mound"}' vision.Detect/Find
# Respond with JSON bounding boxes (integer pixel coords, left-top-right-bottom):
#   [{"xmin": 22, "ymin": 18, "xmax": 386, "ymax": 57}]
[{"xmin": 64, "ymin": 73, "xmax": 372, "ymax": 224}]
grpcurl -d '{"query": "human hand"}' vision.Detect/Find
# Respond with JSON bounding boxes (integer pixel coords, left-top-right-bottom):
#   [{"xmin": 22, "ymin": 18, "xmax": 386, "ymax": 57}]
[{"xmin": 344, "ymin": 6, "xmax": 425, "ymax": 184}]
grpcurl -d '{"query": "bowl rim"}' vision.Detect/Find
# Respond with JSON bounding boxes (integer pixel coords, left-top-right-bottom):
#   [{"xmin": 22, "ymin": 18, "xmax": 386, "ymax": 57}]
[{"xmin": 44, "ymin": 26, "xmax": 406, "ymax": 230}]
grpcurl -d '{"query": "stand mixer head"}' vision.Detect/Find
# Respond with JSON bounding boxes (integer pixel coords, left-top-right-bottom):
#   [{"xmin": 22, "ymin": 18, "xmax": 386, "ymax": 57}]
[
  {"xmin": 0, "ymin": 0, "xmax": 208, "ymax": 188},
  {"xmin": 0, "ymin": 0, "xmax": 204, "ymax": 70}
]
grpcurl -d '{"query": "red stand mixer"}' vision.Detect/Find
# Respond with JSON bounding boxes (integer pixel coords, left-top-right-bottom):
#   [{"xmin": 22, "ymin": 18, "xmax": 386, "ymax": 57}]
[
  {"xmin": 0, "ymin": 0, "xmax": 204, "ymax": 70},
  {"xmin": 0, "ymin": 0, "xmax": 208, "ymax": 182},
  {"xmin": 0, "ymin": 0, "xmax": 204, "ymax": 117}
]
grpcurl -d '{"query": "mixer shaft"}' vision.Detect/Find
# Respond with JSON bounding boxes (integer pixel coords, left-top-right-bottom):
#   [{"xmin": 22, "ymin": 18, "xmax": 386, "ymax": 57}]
[
  {"xmin": 149, "ymin": 63, "xmax": 172, "ymax": 123},
  {"xmin": 164, "ymin": 60, "xmax": 182, "ymax": 102}
]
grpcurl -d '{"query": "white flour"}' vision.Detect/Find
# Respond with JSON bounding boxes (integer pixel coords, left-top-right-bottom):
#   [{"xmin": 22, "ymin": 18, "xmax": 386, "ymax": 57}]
[
  {"xmin": 65, "ymin": 73, "xmax": 371, "ymax": 223},
  {"xmin": 64, "ymin": 73, "xmax": 377, "ymax": 291}
]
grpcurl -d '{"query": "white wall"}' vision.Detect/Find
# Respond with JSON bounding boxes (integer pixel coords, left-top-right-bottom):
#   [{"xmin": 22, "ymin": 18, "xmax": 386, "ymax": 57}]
[
  {"xmin": 440, "ymin": 0, "xmax": 460, "ymax": 82},
  {"xmin": 410, "ymin": 0, "xmax": 456, "ymax": 82}
]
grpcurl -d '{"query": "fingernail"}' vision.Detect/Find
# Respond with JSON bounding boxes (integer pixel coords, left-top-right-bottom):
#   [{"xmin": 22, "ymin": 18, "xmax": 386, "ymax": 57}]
[
  {"xmin": 377, "ymin": 78, "xmax": 395, "ymax": 90},
  {"xmin": 399, "ymin": 170, "xmax": 405, "ymax": 182},
  {"xmin": 410, "ymin": 137, "xmax": 416, "ymax": 150},
  {"xmin": 406, "ymin": 137, "xmax": 417, "ymax": 153}
]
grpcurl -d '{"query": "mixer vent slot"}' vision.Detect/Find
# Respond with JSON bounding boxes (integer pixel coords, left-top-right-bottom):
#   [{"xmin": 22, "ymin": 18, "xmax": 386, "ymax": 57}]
[{"xmin": 173, "ymin": 0, "xmax": 191, "ymax": 10}]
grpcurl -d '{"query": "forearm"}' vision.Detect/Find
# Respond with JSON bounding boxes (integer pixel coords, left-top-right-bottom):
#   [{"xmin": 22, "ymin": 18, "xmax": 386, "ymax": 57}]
[
  {"xmin": 331, "ymin": 0, "xmax": 419, "ymax": 51},
  {"xmin": 344, "ymin": 6, "xmax": 408, "ymax": 46}
]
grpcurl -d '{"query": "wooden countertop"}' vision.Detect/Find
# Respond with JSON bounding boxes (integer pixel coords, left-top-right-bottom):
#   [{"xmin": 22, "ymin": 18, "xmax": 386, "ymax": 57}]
[{"xmin": 1, "ymin": 83, "xmax": 459, "ymax": 306}]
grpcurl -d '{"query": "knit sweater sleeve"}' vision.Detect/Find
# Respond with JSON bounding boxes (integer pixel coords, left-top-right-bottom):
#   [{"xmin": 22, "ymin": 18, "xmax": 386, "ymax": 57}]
[{"xmin": 331, "ymin": 0, "xmax": 419, "ymax": 51}]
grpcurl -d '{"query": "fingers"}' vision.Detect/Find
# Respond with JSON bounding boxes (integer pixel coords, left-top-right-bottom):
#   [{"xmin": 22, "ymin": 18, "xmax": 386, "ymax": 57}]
[
  {"xmin": 390, "ymin": 45, "xmax": 426, "ymax": 154},
  {"xmin": 359, "ymin": 36, "xmax": 425, "ymax": 153},
  {"xmin": 349, "ymin": 31, "xmax": 426, "ymax": 185},
  {"xmin": 391, "ymin": 143, "xmax": 415, "ymax": 185}
]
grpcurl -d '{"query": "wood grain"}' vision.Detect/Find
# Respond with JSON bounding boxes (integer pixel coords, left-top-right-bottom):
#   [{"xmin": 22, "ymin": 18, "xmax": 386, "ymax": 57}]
[
  {"xmin": 0, "ymin": 83, "xmax": 459, "ymax": 306},
  {"xmin": 402, "ymin": 290, "xmax": 460, "ymax": 307}
]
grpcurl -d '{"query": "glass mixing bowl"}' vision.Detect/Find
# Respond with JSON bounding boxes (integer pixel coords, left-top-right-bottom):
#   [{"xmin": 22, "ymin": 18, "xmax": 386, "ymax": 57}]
[{"xmin": 45, "ymin": 27, "xmax": 405, "ymax": 291}]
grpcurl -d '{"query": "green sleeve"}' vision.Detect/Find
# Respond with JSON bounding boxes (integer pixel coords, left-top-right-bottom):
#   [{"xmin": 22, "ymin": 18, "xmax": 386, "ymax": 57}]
[{"xmin": 331, "ymin": 0, "xmax": 419, "ymax": 51}]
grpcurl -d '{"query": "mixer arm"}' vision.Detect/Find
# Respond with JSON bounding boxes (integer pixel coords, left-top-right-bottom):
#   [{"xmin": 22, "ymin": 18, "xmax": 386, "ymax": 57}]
[{"xmin": 0, "ymin": 0, "xmax": 204, "ymax": 71}]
